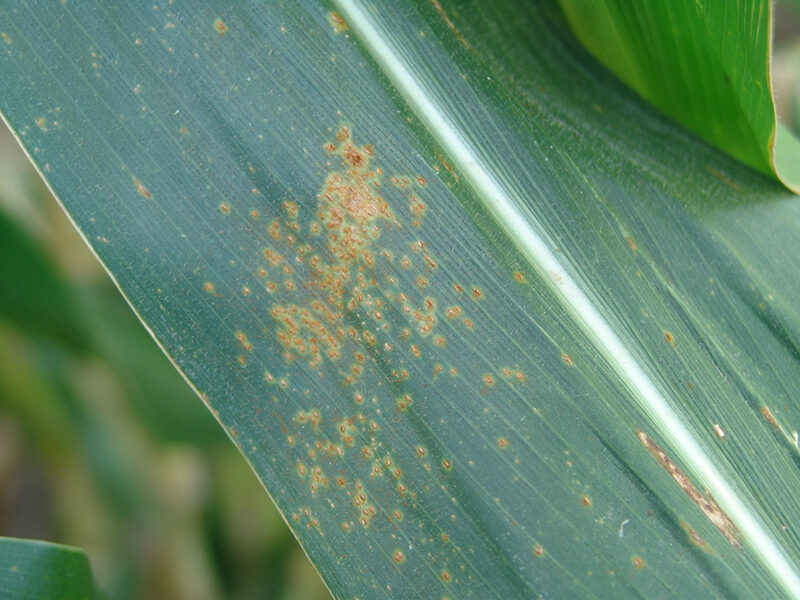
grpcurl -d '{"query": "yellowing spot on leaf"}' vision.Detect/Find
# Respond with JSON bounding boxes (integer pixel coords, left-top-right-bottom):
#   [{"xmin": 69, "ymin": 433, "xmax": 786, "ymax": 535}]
[
  {"xmin": 1, "ymin": 32, "xmax": 11, "ymax": 45},
  {"xmin": 631, "ymin": 555, "xmax": 646, "ymax": 570}
]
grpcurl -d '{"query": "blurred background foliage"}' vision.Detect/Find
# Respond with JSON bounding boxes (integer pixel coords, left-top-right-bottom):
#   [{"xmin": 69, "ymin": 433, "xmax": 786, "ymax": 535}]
[
  {"xmin": 0, "ymin": 121, "xmax": 330, "ymax": 599},
  {"xmin": 2, "ymin": 2, "xmax": 800, "ymax": 599}
]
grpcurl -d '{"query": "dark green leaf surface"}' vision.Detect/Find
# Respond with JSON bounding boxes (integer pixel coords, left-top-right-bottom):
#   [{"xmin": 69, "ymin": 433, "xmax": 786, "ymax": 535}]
[
  {"xmin": 0, "ymin": 537, "xmax": 104, "ymax": 600},
  {"xmin": 2, "ymin": 1, "xmax": 800, "ymax": 598},
  {"xmin": 557, "ymin": 0, "xmax": 800, "ymax": 191}
]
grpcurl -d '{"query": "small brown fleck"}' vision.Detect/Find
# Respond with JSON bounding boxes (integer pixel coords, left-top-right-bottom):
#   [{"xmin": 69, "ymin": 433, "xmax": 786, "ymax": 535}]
[
  {"xmin": 761, "ymin": 405, "xmax": 780, "ymax": 430},
  {"xmin": 562, "ymin": 354, "xmax": 574, "ymax": 366},
  {"xmin": 626, "ymin": 236, "xmax": 637, "ymax": 252},
  {"xmin": 664, "ymin": 331, "xmax": 674, "ymax": 345},
  {"xmin": 705, "ymin": 165, "xmax": 740, "ymax": 190},
  {"xmin": 1, "ymin": 32, "xmax": 11, "ymax": 45},
  {"xmin": 631, "ymin": 556, "xmax": 645, "ymax": 570},
  {"xmin": 429, "ymin": 0, "xmax": 470, "ymax": 49},
  {"xmin": 392, "ymin": 550, "xmax": 405, "ymax": 564},
  {"xmin": 203, "ymin": 281, "xmax": 216, "ymax": 294},
  {"xmin": 214, "ymin": 18, "xmax": 227, "ymax": 35},
  {"xmin": 497, "ymin": 437, "xmax": 508, "ymax": 450},
  {"xmin": 328, "ymin": 12, "xmax": 348, "ymax": 34},
  {"xmin": 132, "ymin": 175, "xmax": 152, "ymax": 199},
  {"xmin": 680, "ymin": 520, "xmax": 714, "ymax": 554},
  {"xmin": 532, "ymin": 545, "xmax": 545, "ymax": 558},
  {"xmin": 396, "ymin": 394, "xmax": 413, "ymax": 411},
  {"xmin": 446, "ymin": 306, "xmax": 461, "ymax": 319},
  {"xmin": 514, "ymin": 272, "xmax": 525, "ymax": 282},
  {"xmin": 580, "ymin": 494, "xmax": 591, "ymax": 507},
  {"xmin": 218, "ymin": 202, "xmax": 231, "ymax": 215},
  {"xmin": 440, "ymin": 570, "xmax": 451, "ymax": 584}
]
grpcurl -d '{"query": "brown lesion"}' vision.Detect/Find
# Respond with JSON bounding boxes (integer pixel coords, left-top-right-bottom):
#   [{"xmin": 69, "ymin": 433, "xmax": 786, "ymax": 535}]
[
  {"xmin": 680, "ymin": 519, "xmax": 714, "ymax": 555},
  {"xmin": 429, "ymin": 0, "xmax": 470, "ymax": 50},
  {"xmin": 636, "ymin": 429, "xmax": 741, "ymax": 548},
  {"xmin": 328, "ymin": 11, "xmax": 348, "ymax": 34}
]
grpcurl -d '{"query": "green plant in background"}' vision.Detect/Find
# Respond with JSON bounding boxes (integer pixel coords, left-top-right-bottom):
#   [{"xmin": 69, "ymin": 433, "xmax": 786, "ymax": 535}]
[{"xmin": 2, "ymin": 1, "xmax": 800, "ymax": 599}]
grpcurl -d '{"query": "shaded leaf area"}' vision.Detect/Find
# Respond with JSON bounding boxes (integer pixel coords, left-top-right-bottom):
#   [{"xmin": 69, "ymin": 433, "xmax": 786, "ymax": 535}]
[
  {"xmin": 557, "ymin": 0, "xmax": 800, "ymax": 191},
  {"xmin": 1, "ymin": 1, "xmax": 800, "ymax": 599},
  {"xmin": 0, "ymin": 537, "xmax": 104, "ymax": 600}
]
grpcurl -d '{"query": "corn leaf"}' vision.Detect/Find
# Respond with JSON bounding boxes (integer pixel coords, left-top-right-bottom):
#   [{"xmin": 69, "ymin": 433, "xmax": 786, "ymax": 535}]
[
  {"xmin": 2, "ymin": 1, "xmax": 800, "ymax": 598},
  {"xmin": 1, "ymin": 537, "xmax": 105, "ymax": 600},
  {"xmin": 557, "ymin": 0, "xmax": 800, "ymax": 191}
]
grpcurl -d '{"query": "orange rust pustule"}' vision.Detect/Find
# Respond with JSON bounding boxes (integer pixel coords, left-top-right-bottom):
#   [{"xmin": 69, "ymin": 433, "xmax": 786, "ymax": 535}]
[
  {"xmin": 269, "ymin": 126, "xmax": 398, "ymax": 380},
  {"xmin": 636, "ymin": 429, "xmax": 740, "ymax": 548}
]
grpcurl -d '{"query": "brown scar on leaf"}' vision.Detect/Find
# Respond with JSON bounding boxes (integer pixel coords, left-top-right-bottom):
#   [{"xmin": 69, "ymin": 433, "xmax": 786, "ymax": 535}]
[
  {"xmin": 429, "ymin": 0, "xmax": 470, "ymax": 49},
  {"xmin": 214, "ymin": 18, "xmax": 227, "ymax": 35},
  {"xmin": 680, "ymin": 519, "xmax": 714, "ymax": 555},
  {"xmin": 131, "ymin": 175, "xmax": 152, "ymax": 199},
  {"xmin": 761, "ymin": 405, "xmax": 780, "ymax": 430},
  {"xmin": 636, "ymin": 429, "xmax": 741, "ymax": 548},
  {"xmin": 328, "ymin": 11, "xmax": 348, "ymax": 34},
  {"xmin": 270, "ymin": 125, "xmax": 399, "ymax": 379},
  {"xmin": 705, "ymin": 165, "xmax": 740, "ymax": 190}
]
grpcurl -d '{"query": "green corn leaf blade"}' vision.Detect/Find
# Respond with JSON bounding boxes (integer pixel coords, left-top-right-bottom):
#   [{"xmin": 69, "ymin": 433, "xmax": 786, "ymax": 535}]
[
  {"xmin": 557, "ymin": 0, "xmax": 800, "ymax": 192},
  {"xmin": 2, "ymin": 1, "xmax": 800, "ymax": 598},
  {"xmin": 0, "ymin": 537, "xmax": 105, "ymax": 600}
]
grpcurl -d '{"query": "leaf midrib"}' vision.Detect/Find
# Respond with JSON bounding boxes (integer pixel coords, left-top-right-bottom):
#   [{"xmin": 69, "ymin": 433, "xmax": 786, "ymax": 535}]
[{"xmin": 331, "ymin": 1, "xmax": 800, "ymax": 597}]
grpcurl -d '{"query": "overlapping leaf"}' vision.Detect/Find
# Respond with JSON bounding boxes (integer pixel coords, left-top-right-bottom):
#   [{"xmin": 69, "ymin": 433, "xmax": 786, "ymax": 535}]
[
  {"xmin": 1, "ymin": 537, "xmax": 104, "ymax": 600},
  {"xmin": 558, "ymin": 0, "xmax": 800, "ymax": 191}
]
